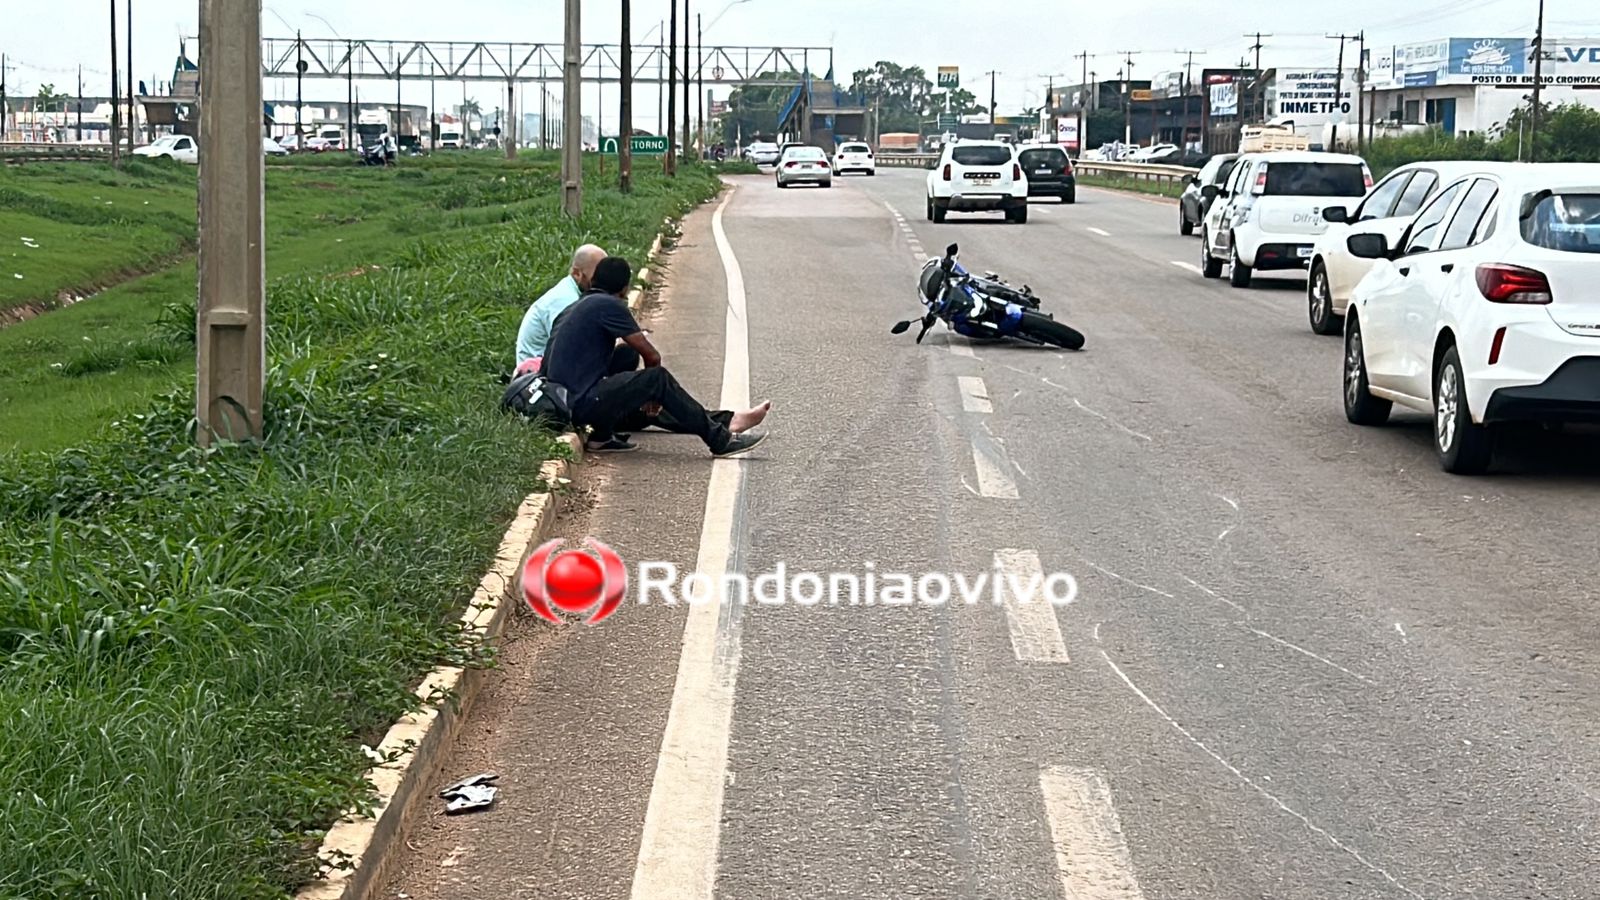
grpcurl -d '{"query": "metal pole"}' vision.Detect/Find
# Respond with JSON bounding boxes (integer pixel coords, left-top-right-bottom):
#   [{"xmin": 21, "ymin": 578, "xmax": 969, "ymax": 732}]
[
  {"xmin": 127, "ymin": 0, "xmax": 136, "ymax": 144},
  {"xmin": 682, "ymin": 0, "xmax": 692, "ymax": 158},
  {"xmin": 345, "ymin": 41, "xmax": 354, "ymax": 150},
  {"xmin": 430, "ymin": 64, "xmax": 436, "ymax": 147},
  {"xmin": 296, "ymin": 31, "xmax": 304, "ymax": 144},
  {"xmin": 666, "ymin": 1, "xmax": 677, "ymax": 174},
  {"xmin": 197, "ymin": 0, "xmax": 266, "ymax": 446},
  {"xmin": 109, "ymin": 1, "xmax": 121, "ymax": 162},
  {"xmin": 1329, "ymin": 34, "xmax": 1347, "ymax": 150},
  {"xmin": 506, "ymin": 43, "xmax": 517, "ymax": 159},
  {"xmin": 1530, "ymin": 0, "xmax": 1546, "ymax": 161},
  {"xmin": 658, "ymin": 22, "xmax": 665, "ymax": 134},
  {"xmin": 0, "ymin": 53, "xmax": 7, "ymax": 142},
  {"xmin": 696, "ymin": 13, "xmax": 704, "ymax": 156},
  {"xmin": 562, "ymin": 0, "xmax": 583, "ymax": 216},
  {"xmin": 77, "ymin": 65, "xmax": 84, "ymax": 141},
  {"xmin": 1356, "ymin": 32, "xmax": 1366, "ymax": 153},
  {"xmin": 621, "ymin": 0, "xmax": 633, "ymax": 192}
]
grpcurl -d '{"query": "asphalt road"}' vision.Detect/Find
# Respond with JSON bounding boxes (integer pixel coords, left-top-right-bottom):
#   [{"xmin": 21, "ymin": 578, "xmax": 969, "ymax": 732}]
[{"xmin": 386, "ymin": 169, "xmax": 1600, "ymax": 900}]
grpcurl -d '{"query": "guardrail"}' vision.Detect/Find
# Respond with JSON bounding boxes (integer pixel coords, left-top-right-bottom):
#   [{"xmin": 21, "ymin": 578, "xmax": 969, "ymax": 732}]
[
  {"xmin": 0, "ymin": 142, "xmax": 114, "ymax": 164},
  {"xmin": 875, "ymin": 153, "xmax": 1198, "ymax": 189}
]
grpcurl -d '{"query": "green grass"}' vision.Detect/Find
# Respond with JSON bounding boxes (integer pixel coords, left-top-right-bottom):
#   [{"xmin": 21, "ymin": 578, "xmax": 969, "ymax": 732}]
[
  {"xmin": 1075, "ymin": 172, "xmax": 1185, "ymax": 200},
  {"xmin": 0, "ymin": 154, "xmax": 725, "ymax": 899}
]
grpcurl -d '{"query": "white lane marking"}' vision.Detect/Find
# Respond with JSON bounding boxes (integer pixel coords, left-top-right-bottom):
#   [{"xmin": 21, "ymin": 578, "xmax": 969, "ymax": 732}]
[
  {"xmin": 1171, "ymin": 260, "xmax": 1204, "ymax": 275},
  {"xmin": 959, "ymin": 376, "xmax": 993, "ymax": 413},
  {"xmin": 996, "ymin": 549, "xmax": 1070, "ymax": 663},
  {"xmin": 1217, "ymin": 527, "xmax": 1235, "ymax": 542},
  {"xmin": 1087, "ymin": 227, "xmax": 1112, "ymax": 237},
  {"xmin": 1099, "ymin": 651, "xmax": 1424, "ymax": 899},
  {"xmin": 944, "ymin": 323, "xmax": 979, "ymax": 358},
  {"xmin": 1182, "ymin": 576, "xmax": 1247, "ymax": 615},
  {"xmin": 1214, "ymin": 494, "xmax": 1239, "ymax": 510},
  {"xmin": 1039, "ymin": 766, "xmax": 1145, "ymax": 899},
  {"xmin": 1067, "ymin": 395, "xmax": 1153, "ymax": 443},
  {"xmin": 972, "ymin": 444, "xmax": 1020, "ymax": 499},
  {"xmin": 630, "ymin": 188, "xmax": 752, "ymax": 900},
  {"xmin": 1085, "ymin": 562, "xmax": 1175, "ymax": 599},
  {"xmin": 1395, "ymin": 623, "xmax": 1409, "ymax": 644}
]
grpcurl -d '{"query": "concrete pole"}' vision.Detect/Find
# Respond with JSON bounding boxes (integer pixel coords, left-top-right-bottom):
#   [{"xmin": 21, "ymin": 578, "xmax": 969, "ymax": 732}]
[
  {"xmin": 620, "ymin": 0, "xmax": 633, "ymax": 193},
  {"xmin": 507, "ymin": 80, "xmax": 517, "ymax": 159},
  {"xmin": 196, "ymin": 0, "xmax": 266, "ymax": 445},
  {"xmin": 682, "ymin": 0, "xmax": 692, "ymax": 157},
  {"xmin": 110, "ymin": 1, "xmax": 121, "ymax": 164},
  {"xmin": 127, "ymin": 0, "xmax": 136, "ymax": 144},
  {"xmin": 666, "ymin": 2, "xmax": 677, "ymax": 175},
  {"xmin": 561, "ymin": 0, "xmax": 583, "ymax": 216}
]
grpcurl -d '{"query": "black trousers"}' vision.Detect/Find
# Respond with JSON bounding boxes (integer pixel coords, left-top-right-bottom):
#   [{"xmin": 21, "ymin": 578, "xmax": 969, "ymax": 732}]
[
  {"xmin": 596, "ymin": 346, "xmax": 734, "ymax": 438},
  {"xmin": 579, "ymin": 367, "xmax": 734, "ymax": 451}
]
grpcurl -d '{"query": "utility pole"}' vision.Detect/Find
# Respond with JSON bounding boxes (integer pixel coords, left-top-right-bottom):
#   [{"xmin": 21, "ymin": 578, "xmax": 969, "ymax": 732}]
[
  {"xmin": 1242, "ymin": 33, "xmax": 1273, "ymax": 123},
  {"xmin": 126, "ymin": 0, "xmax": 135, "ymax": 143},
  {"xmin": 1116, "ymin": 51, "xmax": 1141, "ymax": 145},
  {"xmin": 1530, "ymin": 0, "xmax": 1546, "ymax": 161},
  {"xmin": 696, "ymin": 13, "xmax": 704, "ymax": 156},
  {"xmin": 296, "ymin": 30, "xmax": 305, "ymax": 145},
  {"xmin": 657, "ymin": 21, "xmax": 665, "ymax": 135},
  {"xmin": 1074, "ymin": 51, "xmax": 1095, "ymax": 154},
  {"xmin": 561, "ymin": 0, "xmax": 582, "ymax": 216},
  {"xmin": 621, "ymin": 0, "xmax": 633, "ymax": 192},
  {"xmin": 1356, "ymin": 31, "xmax": 1366, "ymax": 153},
  {"xmin": 196, "ymin": 0, "xmax": 266, "ymax": 446},
  {"xmin": 110, "ymin": 0, "xmax": 122, "ymax": 164},
  {"xmin": 77, "ymin": 65, "xmax": 84, "ymax": 141},
  {"xmin": 682, "ymin": 0, "xmax": 692, "ymax": 157},
  {"xmin": 666, "ymin": 1, "xmax": 678, "ymax": 174},
  {"xmin": 345, "ymin": 40, "xmax": 354, "ymax": 151},
  {"xmin": 0, "ymin": 53, "xmax": 7, "ymax": 141},
  {"xmin": 429, "ymin": 64, "xmax": 436, "ymax": 148},
  {"xmin": 1327, "ymin": 33, "xmax": 1357, "ymax": 150},
  {"xmin": 985, "ymin": 70, "xmax": 999, "ymax": 124},
  {"xmin": 1176, "ymin": 50, "xmax": 1205, "ymax": 152},
  {"xmin": 1042, "ymin": 72, "xmax": 1064, "ymax": 143}
]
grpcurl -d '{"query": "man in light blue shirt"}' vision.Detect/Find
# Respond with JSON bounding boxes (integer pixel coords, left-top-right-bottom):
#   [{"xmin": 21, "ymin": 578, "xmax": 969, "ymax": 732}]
[{"xmin": 516, "ymin": 244, "xmax": 606, "ymax": 367}]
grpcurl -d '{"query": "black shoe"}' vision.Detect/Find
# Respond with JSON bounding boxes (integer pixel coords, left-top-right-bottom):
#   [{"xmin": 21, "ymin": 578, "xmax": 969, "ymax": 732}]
[
  {"xmin": 586, "ymin": 436, "xmax": 639, "ymax": 453},
  {"xmin": 712, "ymin": 432, "xmax": 766, "ymax": 458}
]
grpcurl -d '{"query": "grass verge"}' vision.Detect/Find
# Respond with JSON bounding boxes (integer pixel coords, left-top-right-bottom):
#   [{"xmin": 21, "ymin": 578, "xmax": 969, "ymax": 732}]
[
  {"xmin": 0, "ymin": 154, "xmax": 723, "ymax": 899},
  {"xmin": 1075, "ymin": 172, "xmax": 1185, "ymax": 200}
]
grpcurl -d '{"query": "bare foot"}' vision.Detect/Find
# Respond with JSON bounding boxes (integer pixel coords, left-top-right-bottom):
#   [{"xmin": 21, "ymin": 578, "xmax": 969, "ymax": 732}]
[{"xmin": 730, "ymin": 401, "xmax": 772, "ymax": 433}]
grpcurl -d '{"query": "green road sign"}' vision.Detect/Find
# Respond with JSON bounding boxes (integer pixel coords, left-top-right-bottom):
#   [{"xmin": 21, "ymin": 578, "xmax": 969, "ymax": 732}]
[
  {"xmin": 601, "ymin": 135, "xmax": 669, "ymax": 155},
  {"xmin": 937, "ymin": 114, "xmax": 959, "ymax": 129}
]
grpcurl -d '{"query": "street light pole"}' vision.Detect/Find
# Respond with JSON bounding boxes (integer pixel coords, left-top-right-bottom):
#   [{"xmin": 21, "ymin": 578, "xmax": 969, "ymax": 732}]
[
  {"xmin": 110, "ymin": 0, "xmax": 122, "ymax": 165},
  {"xmin": 1530, "ymin": 0, "xmax": 1546, "ymax": 161},
  {"xmin": 127, "ymin": 0, "xmax": 136, "ymax": 143},
  {"xmin": 561, "ymin": 0, "xmax": 582, "ymax": 216},
  {"xmin": 666, "ymin": 2, "xmax": 678, "ymax": 174},
  {"xmin": 682, "ymin": 0, "xmax": 692, "ymax": 158}
]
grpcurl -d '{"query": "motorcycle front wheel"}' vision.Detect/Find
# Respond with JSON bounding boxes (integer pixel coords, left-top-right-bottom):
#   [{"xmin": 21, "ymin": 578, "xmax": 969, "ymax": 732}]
[{"xmin": 1018, "ymin": 310, "xmax": 1085, "ymax": 350}]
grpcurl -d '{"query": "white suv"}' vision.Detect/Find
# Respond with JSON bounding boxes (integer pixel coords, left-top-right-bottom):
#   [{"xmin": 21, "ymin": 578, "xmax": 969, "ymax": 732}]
[
  {"xmin": 926, "ymin": 140, "xmax": 1029, "ymax": 224},
  {"xmin": 1342, "ymin": 165, "xmax": 1600, "ymax": 474},
  {"xmin": 1200, "ymin": 151, "xmax": 1372, "ymax": 288}
]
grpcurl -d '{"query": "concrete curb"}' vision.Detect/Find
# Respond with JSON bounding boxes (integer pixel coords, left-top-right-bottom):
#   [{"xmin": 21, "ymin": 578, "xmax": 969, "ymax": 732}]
[
  {"xmin": 294, "ymin": 218, "xmax": 682, "ymax": 900},
  {"xmin": 295, "ymin": 431, "xmax": 582, "ymax": 900}
]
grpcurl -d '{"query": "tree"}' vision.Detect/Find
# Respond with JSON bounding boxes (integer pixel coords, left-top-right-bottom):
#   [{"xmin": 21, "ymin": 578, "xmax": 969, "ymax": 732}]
[
  {"xmin": 458, "ymin": 98, "xmax": 483, "ymax": 139},
  {"xmin": 1505, "ymin": 100, "xmax": 1600, "ymax": 163},
  {"xmin": 722, "ymin": 70, "xmax": 802, "ymax": 144},
  {"xmin": 35, "ymin": 83, "xmax": 70, "ymax": 112}
]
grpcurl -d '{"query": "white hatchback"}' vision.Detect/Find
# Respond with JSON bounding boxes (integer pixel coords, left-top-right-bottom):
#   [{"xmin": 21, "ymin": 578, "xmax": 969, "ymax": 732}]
[
  {"xmin": 1342, "ymin": 164, "xmax": 1600, "ymax": 473},
  {"xmin": 1306, "ymin": 161, "xmax": 1503, "ymax": 335},
  {"xmin": 834, "ymin": 141, "xmax": 876, "ymax": 176},
  {"xmin": 1200, "ymin": 151, "xmax": 1372, "ymax": 288}
]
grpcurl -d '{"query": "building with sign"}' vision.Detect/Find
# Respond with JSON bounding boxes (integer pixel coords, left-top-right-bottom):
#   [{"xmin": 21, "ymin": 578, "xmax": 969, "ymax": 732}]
[{"xmin": 1365, "ymin": 36, "xmax": 1600, "ymax": 137}]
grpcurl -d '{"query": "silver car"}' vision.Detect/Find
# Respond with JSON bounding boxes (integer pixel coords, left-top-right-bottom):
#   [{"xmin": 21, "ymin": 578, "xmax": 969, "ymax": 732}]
[{"xmin": 775, "ymin": 146, "xmax": 832, "ymax": 188}]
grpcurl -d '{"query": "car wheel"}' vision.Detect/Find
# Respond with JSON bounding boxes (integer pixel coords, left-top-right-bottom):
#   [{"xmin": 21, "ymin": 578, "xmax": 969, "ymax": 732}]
[
  {"xmin": 1179, "ymin": 206, "xmax": 1194, "ymax": 236},
  {"xmin": 932, "ymin": 201, "xmax": 947, "ymax": 224},
  {"xmin": 1064, "ymin": 189, "xmax": 1076, "ymax": 204},
  {"xmin": 1308, "ymin": 262, "xmax": 1343, "ymax": 335},
  {"xmin": 1434, "ymin": 346, "xmax": 1494, "ymax": 475},
  {"xmin": 1228, "ymin": 240, "xmax": 1253, "ymax": 288},
  {"xmin": 1009, "ymin": 206, "xmax": 1029, "ymax": 225},
  {"xmin": 1343, "ymin": 315, "xmax": 1392, "ymax": 426},
  {"xmin": 1200, "ymin": 230, "xmax": 1223, "ymax": 279},
  {"xmin": 822, "ymin": 179, "xmax": 832, "ymax": 188},
  {"xmin": 926, "ymin": 197, "xmax": 935, "ymax": 221}
]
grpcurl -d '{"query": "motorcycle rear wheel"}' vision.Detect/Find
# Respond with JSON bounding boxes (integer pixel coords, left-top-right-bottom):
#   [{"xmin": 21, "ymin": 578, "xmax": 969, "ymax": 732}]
[{"xmin": 1018, "ymin": 310, "xmax": 1085, "ymax": 350}]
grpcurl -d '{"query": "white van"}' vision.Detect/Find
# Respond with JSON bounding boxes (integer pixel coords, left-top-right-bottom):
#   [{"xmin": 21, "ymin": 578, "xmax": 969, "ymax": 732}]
[{"xmin": 1199, "ymin": 151, "xmax": 1372, "ymax": 288}]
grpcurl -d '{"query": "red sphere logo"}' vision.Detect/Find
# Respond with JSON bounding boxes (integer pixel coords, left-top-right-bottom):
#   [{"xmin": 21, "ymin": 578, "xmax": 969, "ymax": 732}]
[{"xmin": 522, "ymin": 538, "xmax": 627, "ymax": 625}]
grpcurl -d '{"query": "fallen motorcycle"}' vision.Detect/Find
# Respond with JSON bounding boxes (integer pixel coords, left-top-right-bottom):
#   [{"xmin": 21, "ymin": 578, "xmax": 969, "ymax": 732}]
[{"xmin": 892, "ymin": 243, "xmax": 1085, "ymax": 350}]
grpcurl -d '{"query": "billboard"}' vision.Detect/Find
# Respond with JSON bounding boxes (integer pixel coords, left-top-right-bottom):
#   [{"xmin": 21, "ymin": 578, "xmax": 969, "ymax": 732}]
[
  {"xmin": 1273, "ymin": 70, "xmax": 1357, "ymax": 124},
  {"xmin": 1210, "ymin": 81, "xmax": 1239, "ymax": 117},
  {"xmin": 1448, "ymin": 38, "xmax": 1527, "ymax": 75},
  {"xmin": 937, "ymin": 66, "xmax": 959, "ymax": 88},
  {"xmin": 1056, "ymin": 118, "xmax": 1080, "ymax": 151}
]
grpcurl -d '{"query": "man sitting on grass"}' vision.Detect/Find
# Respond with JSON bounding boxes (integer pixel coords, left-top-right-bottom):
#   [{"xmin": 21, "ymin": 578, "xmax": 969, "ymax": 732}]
[
  {"xmin": 540, "ymin": 256, "xmax": 770, "ymax": 456},
  {"xmin": 515, "ymin": 243, "xmax": 606, "ymax": 373}
]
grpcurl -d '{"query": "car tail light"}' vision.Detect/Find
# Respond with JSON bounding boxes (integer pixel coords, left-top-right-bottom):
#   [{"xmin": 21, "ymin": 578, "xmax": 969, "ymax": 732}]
[
  {"xmin": 1489, "ymin": 326, "xmax": 1507, "ymax": 365},
  {"xmin": 1013, "ymin": 163, "xmax": 1023, "ymax": 180},
  {"xmin": 785, "ymin": 161, "xmax": 799, "ymax": 169},
  {"xmin": 943, "ymin": 163, "xmax": 952, "ymax": 181},
  {"xmin": 1253, "ymin": 170, "xmax": 1267, "ymax": 194},
  {"xmin": 1364, "ymin": 172, "xmax": 1374, "ymax": 189},
  {"xmin": 1476, "ymin": 264, "xmax": 1552, "ymax": 304},
  {"xmin": 867, "ymin": 150, "xmax": 873, "ymax": 157},
  {"xmin": 1063, "ymin": 162, "xmax": 1074, "ymax": 175},
  {"xmin": 820, "ymin": 161, "xmax": 830, "ymax": 169}
]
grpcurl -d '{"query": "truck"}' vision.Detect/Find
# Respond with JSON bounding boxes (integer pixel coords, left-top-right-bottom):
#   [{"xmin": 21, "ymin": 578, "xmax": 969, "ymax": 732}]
[
  {"xmin": 355, "ymin": 110, "xmax": 390, "ymax": 152},
  {"xmin": 437, "ymin": 123, "xmax": 464, "ymax": 149},
  {"xmin": 317, "ymin": 124, "xmax": 345, "ymax": 150},
  {"xmin": 877, "ymin": 132, "xmax": 920, "ymax": 153}
]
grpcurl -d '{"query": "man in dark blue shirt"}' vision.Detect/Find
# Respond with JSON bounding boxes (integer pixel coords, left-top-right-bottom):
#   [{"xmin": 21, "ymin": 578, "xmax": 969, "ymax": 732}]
[{"xmin": 541, "ymin": 256, "xmax": 769, "ymax": 457}]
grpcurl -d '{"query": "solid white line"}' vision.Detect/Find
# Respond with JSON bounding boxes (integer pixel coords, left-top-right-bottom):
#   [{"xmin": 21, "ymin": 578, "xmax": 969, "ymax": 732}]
[
  {"xmin": 943, "ymin": 323, "xmax": 979, "ymax": 358},
  {"xmin": 1087, "ymin": 227, "xmax": 1112, "ymax": 237},
  {"xmin": 958, "ymin": 376, "xmax": 993, "ymax": 414},
  {"xmin": 1242, "ymin": 626, "xmax": 1373, "ymax": 684},
  {"xmin": 1099, "ymin": 650, "xmax": 1423, "ymax": 899},
  {"xmin": 1171, "ymin": 260, "xmax": 1204, "ymax": 275},
  {"xmin": 1038, "ymin": 766, "xmax": 1144, "ymax": 899},
  {"xmin": 972, "ymin": 444, "xmax": 1019, "ymax": 499},
  {"xmin": 629, "ymin": 188, "xmax": 751, "ymax": 900},
  {"xmin": 1085, "ymin": 562, "xmax": 1175, "ymax": 599},
  {"xmin": 996, "ymin": 549, "xmax": 1070, "ymax": 663}
]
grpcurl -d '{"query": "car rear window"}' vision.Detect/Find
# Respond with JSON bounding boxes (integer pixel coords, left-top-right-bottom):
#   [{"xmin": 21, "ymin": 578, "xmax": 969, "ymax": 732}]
[
  {"xmin": 840, "ymin": 143, "xmax": 869, "ymax": 152},
  {"xmin": 786, "ymin": 147, "xmax": 825, "ymax": 159},
  {"xmin": 1018, "ymin": 148, "xmax": 1067, "ymax": 167},
  {"xmin": 1521, "ymin": 192, "xmax": 1600, "ymax": 254},
  {"xmin": 1263, "ymin": 162, "xmax": 1367, "ymax": 197},
  {"xmin": 952, "ymin": 146, "xmax": 1013, "ymax": 166}
]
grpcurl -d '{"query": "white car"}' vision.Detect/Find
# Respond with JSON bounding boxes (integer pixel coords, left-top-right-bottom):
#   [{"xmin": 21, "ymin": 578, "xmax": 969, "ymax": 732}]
[
  {"xmin": 1200, "ymin": 150, "xmax": 1372, "ymax": 288},
  {"xmin": 1128, "ymin": 142, "xmax": 1179, "ymax": 162},
  {"xmin": 263, "ymin": 137, "xmax": 289, "ymax": 156},
  {"xmin": 775, "ymin": 145, "xmax": 832, "ymax": 188},
  {"xmin": 132, "ymin": 134, "xmax": 198, "ymax": 164},
  {"xmin": 1307, "ymin": 161, "xmax": 1499, "ymax": 335},
  {"xmin": 834, "ymin": 141, "xmax": 875, "ymax": 176},
  {"xmin": 1342, "ymin": 165, "xmax": 1600, "ymax": 474},
  {"xmin": 926, "ymin": 140, "xmax": 1029, "ymax": 224},
  {"xmin": 746, "ymin": 141, "xmax": 781, "ymax": 166}
]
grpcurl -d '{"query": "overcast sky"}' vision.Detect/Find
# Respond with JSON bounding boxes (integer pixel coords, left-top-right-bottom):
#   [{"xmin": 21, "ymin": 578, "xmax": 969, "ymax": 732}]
[{"xmin": 5, "ymin": 0, "xmax": 1592, "ymax": 132}]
